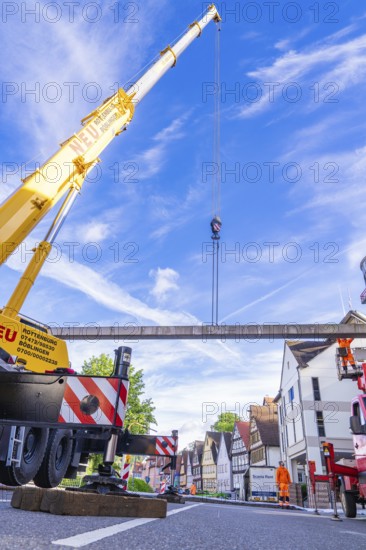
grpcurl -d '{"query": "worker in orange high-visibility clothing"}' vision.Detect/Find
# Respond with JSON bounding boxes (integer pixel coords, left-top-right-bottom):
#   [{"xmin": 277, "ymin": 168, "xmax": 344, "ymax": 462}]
[
  {"xmin": 337, "ymin": 338, "xmax": 356, "ymax": 373},
  {"xmin": 276, "ymin": 461, "xmax": 292, "ymax": 508}
]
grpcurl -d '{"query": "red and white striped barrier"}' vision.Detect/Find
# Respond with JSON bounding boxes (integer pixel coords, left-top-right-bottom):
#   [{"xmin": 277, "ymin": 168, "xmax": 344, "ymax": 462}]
[
  {"xmin": 159, "ymin": 478, "xmax": 167, "ymax": 494},
  {"xmin": 58, "ymin": 377, "xmax": 129, "ymax": 427},
  {"xmin": 155, "ymin": 436, "xmax": 177, "ymax": 456},
  {"xmin": 121, "ymin": 455, "xmax": 131, "ymax": 487}
]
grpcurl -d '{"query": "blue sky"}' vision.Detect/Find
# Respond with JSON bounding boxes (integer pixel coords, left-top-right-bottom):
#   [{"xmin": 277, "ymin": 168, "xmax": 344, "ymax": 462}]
[{"xmin": 1, "ymin": 1, "xmax": 366, "ymax": 449}]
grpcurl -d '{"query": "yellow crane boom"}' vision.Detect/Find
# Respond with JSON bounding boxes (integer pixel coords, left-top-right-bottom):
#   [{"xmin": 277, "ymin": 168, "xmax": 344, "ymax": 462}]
[
  {"xmin": 0, "ymin": 5, "xmax": 221, "ymax": 266},
  {"xmin": 0, "ymin": 5, "xmax": 221, "ymax": 373}
]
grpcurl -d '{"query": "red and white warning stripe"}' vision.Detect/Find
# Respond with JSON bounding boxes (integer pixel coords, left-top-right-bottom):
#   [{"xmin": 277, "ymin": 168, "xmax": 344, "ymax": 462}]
[
  {"xmin": 115, "ymin": 379, "xmax": 129, "ymax": 427},
  {"xmin": 155, "ymin": 436, "xmax": 177, "ymax": 456},
  {"xmin": 121, "ymin": 456, "xmax": 131, "ymax": 484},
  {"xmin": 159, "ymin": 479, "xmax": 167, "ymax": 494},
  {"xmin": 58, "ymin": 377, "xmax": 128, "ymax": 426}
]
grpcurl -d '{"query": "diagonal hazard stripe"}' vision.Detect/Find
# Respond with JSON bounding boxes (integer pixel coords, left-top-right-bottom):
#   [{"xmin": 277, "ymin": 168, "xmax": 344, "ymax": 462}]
[
  {"xmin": 59, "ymin": 376, "xmax": 129, "ymax": 427},
  {"xmin": 97, "ymin": 377, "xmax": 125, "ymax": 426},
  {"xmin": 67, "ymin": 377, "xmax": 111, "ymax": 425},
  {"xmin": 114, "ymin": 378, "xmax": 128, "ymax": 405},
  {"xmin": 156, "ymin": 437, "xmax": 176, "ymax": 456},
  {"xmin": 59, "ymin": 383, "xmax": 95, "ymax": 424},
  {"xmin": 78, "ymin": 377, "xmax": 116, "ymax": 424},
  {"xmin": 115, "ymin": 379, "xmax": 128, "ymax": 427},
  {"xmin": 105, "ymin": 378, "xmax": 123, "ymax": 426}
]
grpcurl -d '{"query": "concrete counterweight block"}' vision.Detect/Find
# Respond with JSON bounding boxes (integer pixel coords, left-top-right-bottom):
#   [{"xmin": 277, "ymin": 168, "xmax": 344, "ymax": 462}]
[{"xmin": 11, "ymin": 486, "xmax": 167, "ymax": 517}]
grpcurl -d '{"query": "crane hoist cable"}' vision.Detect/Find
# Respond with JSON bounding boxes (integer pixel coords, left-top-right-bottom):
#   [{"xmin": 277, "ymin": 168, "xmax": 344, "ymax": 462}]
[{"xmin": 210, "ymin": 21, "xmax": 222, "ymax": 326}]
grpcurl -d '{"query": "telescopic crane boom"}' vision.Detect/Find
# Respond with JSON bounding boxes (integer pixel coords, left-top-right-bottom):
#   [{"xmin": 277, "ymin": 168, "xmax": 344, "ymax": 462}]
[
  {"xmin": 0, "ymin": 4, "xmax": 221, "ymax": 265},
  {"xmin": 0, "ymin": 4, "xmax": 221, "ymax": 374}
]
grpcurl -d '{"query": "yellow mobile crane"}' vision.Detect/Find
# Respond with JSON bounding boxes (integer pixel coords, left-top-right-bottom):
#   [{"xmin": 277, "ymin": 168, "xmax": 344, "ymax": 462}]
[{"xmin": 0, "ymin": 5, "xmax": 221, "ymax": 490}]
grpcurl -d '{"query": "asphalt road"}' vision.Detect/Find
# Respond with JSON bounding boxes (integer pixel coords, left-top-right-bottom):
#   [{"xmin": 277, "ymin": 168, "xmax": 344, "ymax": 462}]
[{"xmin": 1, "ymin": 496, "xmax": 366, "ymax": 550}]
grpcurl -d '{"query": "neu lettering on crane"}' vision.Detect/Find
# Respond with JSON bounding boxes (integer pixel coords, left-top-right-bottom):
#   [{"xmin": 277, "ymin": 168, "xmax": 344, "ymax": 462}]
[{"xmin": 0, "ymin": 325, "xmax": 17, "ymax": 343}]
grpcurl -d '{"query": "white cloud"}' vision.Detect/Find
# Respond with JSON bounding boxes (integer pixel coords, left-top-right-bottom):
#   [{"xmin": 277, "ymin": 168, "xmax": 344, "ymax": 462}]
[
  {"xmin": 239, "ymin": 32, "xmax": 366, "ymax": 118},
  {"xmin": 149, "ymin": 267, "xmax": 180, "ymax": 302},
  {"xmin": 79, "ymin": 221, "xmax": 111, "ymax": 243},
  {"xmin": 149, "ymin": 179, "xmax": 206, "ymax": 240},
  {"xmin": 0, "ymin": 0, "xmax": 168, "ymax": 156},
  {"xmin": 6, "ymin": 245, "xmax": 192, "ymax": 326},
  {"xmin": 274, "ymin": 39, "xmax": 291, "ymax": 51},
  {"xmin": 132, "ymin": 113, "xmax": 189, "ymax": 180}
]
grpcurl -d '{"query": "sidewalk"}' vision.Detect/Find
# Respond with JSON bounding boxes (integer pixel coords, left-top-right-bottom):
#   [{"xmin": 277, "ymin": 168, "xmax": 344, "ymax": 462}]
[{"xmin": 182, "ymin": 494, "xmax": 366, "ymax": 517}]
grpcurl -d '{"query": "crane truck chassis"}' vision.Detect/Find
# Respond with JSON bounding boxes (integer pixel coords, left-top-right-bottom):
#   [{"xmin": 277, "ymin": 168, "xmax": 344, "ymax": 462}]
[
  {"xmin": 309, "ymin": 361, "xmax": 366, "ymax": 518},
  {"xmin": 0, "ymin": 345, "xmax": 179, "ymax": 491},
  {"xmin": 0, "ymin": 5, "xmax": 221, "ymax": 492}
]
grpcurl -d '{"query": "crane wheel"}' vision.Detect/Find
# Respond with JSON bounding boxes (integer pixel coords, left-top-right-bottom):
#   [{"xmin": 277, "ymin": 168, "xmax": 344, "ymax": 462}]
[
  {"xmin": 0, "ymin": 427, "xmax": 49, "ymax": 486},
  {"xmin": 340, "ymin": 482, "xmax": 357, "ymax": 518},
  {"xmin": 0, "ymin": 462, "xmax": 19, "ymax": 486},
  {"xmin": 33, "ymin": 429, "xmax": 73, "ymax": 488}
]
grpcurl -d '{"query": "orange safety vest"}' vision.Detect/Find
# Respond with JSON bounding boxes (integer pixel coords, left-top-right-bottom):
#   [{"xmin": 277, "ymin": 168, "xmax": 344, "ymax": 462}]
[
  {"xmin": 276, "ymin": 466, "xmax": 291, "ymax": 485},
  {"xmin": 337, "ymin": 338, "xmax": 353, "ymax": 348}
]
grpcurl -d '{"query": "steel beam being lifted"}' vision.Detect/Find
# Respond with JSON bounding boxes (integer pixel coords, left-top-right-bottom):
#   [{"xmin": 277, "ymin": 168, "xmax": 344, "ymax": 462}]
[{"xmin": 51, "ymin": 323, "xmax": 366, "ymax": 341}]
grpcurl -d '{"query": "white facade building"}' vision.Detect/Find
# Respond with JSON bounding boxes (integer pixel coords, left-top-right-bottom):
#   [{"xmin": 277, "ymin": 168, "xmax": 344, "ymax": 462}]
[
  {"xmin": 231, "ymin": 422, "xmax": 250, "ymax": 499},
  {"xmin": 216, "ymin": 432, "xmax": 232, "ymax": 493},
  {"xmin": 276, "ymin": 310, "xmax": 366, "ymax": 483}
]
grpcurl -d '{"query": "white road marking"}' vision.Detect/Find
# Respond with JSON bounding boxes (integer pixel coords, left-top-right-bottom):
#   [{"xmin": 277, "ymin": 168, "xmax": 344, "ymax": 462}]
[
  {"xmin": 254, "ymin": 510, "xmax": 326, "ymax": 518},
  {"xmin": 52, "ymin": 504, "xmax": 202, "ymax": 548}
]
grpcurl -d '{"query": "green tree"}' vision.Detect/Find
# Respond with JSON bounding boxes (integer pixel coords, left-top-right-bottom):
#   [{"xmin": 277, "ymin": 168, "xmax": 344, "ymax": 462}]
[
  {"xmin": 82, "ymin": 353, "xmax": 156, "ymax": 473},
  {"xmin": 212, "ymin": 412, "xmax": 240, "ymax": 432},
  {"xmin": 128, "ymin": 477, "xmax": 153, "ymax": 493}
]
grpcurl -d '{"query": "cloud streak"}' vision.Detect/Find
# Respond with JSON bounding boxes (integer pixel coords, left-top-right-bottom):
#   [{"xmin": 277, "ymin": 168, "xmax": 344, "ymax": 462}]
[{"xmin": 239, "ymin": 31, "xmax": 366, "ymax": 118}]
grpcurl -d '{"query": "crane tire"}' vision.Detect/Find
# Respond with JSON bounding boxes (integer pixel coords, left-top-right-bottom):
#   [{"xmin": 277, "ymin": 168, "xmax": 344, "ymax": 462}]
[
  {"xmin": 33, "ymin": 429, "xmax": 73, "ymax": 488},
  {"xmin": 340, "ymin": 483, "xmax": 357, "ymax": 518},
  {"xmin": 0, "ymin": 427, "xmax": 49, "ymax": 486},
  {"xmin": 0, "ymin": 462, "xmax": 19, "ymax": 486}
]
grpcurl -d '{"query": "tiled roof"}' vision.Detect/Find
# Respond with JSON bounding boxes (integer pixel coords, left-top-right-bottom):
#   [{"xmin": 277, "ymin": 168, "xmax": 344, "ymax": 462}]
[
  {"xmin": 192, "ymin": 441, "xmax": 204, "ymax": 463},
  {"xmin": 206, "ymin": 431, "xmax": 221, "ymax": 445},
  {"xmin": 286, "ymin": 340, "xmax": 331, "ymax": 367},
  {"xmin": 251, "ymin": 405, "xmax": 279, "ymax": 447},
  {"xmin": 255, "ymin": 417, "xmax": 279, "ymax": 446},
  {"xmin": 205, "ymin": 431, "xmax": 221, "ymax": 464},
  {"xmin": 222, "ymin": 432, "xmax": 232, "ymax": 455},
  {"xmin": 340, "ymin": 310, "xmax": 366, "ymax": 325},
  {"xmin": 235, "ymin": 421, "xmax": 250, "ymax": 449}
]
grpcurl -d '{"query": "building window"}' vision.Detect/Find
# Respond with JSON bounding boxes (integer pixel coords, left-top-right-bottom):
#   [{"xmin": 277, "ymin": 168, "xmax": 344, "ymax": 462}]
[
  {"xmin": 250, "ymin": 431, "xmax": 260, "ymax": 445},
  {"xmin": 312, "ymin": 378, "xmax": 321, "ymax": 401},
  {"xmin": 316, "ymin": 411, "xmax": 325, "ymax": 437},
  {"xmin": 288, "ymin": 386, "xmax": 294, "ymax": 402},
  {"xmin": 251, "ymin": 447, "xmax": 265, "ymax": 464}
]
